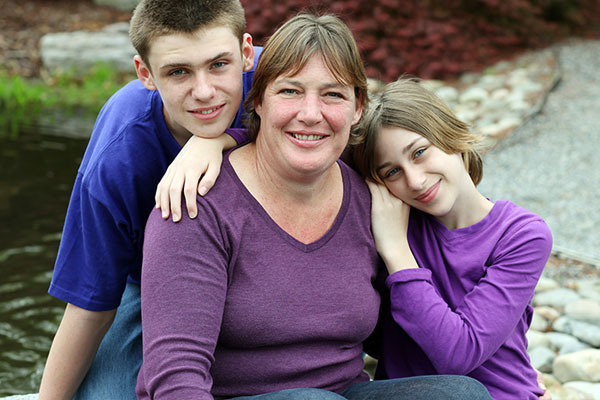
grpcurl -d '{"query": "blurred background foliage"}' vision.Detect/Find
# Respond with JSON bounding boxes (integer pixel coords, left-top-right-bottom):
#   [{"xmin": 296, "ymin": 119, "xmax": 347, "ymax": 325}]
[{"xmin": 1, "ymin": 0, "xmax": 599, "ymax": 136}]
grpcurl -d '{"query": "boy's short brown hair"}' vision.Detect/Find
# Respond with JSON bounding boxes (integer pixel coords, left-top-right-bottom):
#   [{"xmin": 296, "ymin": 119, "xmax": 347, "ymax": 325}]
[{"xmin": 130, "ymin": 0, "xmax": 246, "ymax": 65}]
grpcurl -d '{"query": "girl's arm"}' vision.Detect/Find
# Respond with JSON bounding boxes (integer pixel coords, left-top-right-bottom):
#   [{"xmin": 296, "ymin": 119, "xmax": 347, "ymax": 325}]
[
  {"xmin": 155, "ymin": 129, "xmax": 250, "ymax": 222},
  {"xmin": 138, "ymin": 207, "xmax": 228, "ymax": 399},
  {"xmin": 387, "ymin": 217, "xmax": 552, "ymax": 375}
]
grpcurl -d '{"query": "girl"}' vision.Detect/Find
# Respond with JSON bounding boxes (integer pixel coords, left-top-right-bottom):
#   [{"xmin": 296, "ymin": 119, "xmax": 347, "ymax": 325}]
[{"xmin": 352, "ymin": 77, "xmax": 553, "ymax": 400}]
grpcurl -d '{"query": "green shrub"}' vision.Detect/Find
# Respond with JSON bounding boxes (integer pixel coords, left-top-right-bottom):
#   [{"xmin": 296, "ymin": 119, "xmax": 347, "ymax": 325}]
[{"xmin": 0, "ymin": 62, "xmax": 135, "ymax": 137}]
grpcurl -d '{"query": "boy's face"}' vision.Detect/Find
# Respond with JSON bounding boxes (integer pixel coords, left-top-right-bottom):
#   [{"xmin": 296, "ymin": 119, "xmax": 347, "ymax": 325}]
[{"xmin": 135, "ymin": 26, "xmax": 254, "ymax": 144}]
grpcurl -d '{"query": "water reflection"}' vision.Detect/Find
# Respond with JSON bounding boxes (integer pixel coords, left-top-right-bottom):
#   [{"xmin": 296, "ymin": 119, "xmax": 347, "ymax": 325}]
[{"xmin": 0, "ymin": 130, "xmax": 87, "ymax": 395}]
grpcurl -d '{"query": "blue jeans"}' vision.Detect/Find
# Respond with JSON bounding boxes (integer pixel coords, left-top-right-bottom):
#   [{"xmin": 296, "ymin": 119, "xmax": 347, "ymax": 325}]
[
  {"xmin": 231, "ymin": 375, "xmax": 492, "ymax": 399},
  {"xmin": 74, "ymin": 282, "xmax": 142, "ymax": 400}
]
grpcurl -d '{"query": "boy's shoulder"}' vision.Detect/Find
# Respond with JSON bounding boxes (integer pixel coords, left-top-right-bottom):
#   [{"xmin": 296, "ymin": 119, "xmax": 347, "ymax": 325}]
[{"xmin": 79, "ymin": 80, "xmax": 179, "ymax": 190}]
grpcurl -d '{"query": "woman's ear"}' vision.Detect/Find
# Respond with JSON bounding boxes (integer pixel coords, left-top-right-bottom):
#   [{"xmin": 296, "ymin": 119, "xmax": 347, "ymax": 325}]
[{"xmin": 352, "ymin": 92, "xmax": 363, "ymax": 126}]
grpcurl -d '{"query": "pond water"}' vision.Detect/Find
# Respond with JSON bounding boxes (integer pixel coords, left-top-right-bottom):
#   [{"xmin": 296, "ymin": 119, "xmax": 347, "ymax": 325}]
[{"xmin": 0, "ymin": 129, "xmax": 88, "ymax": 395}]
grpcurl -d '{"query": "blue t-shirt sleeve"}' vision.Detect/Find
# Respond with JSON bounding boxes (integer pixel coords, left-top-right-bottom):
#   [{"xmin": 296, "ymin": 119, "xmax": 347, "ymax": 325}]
[{"xmin": 49, "ymin": 172, "xmax": 140, "ymax": 311}]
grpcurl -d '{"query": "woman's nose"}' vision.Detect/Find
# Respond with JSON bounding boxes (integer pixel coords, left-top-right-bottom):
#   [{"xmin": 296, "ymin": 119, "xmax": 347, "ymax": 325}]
[{"xmin": 297, "ymin": 94, "xmax": 323, "ymax": 125}]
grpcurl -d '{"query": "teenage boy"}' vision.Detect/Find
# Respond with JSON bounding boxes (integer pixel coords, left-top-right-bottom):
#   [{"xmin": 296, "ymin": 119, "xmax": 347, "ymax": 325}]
[{"xmin": 38, "ymin": 1, "xmax": 260, "ymax": 399}]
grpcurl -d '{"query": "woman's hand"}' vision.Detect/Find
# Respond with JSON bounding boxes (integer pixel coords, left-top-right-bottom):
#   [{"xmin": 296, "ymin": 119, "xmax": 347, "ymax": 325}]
[
  {"xmin": 155, "ymin": 134, "xmax": 236, "ymax": 222},
  {"xmin": 366, "ymin": 179, "xmax": 418, "ymax": 273}
]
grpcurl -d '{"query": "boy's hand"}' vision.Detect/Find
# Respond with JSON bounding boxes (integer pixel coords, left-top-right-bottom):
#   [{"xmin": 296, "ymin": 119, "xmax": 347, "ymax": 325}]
[{"xmin": 155, "ymin": 134, "xmax": 236, "ymax": 222}]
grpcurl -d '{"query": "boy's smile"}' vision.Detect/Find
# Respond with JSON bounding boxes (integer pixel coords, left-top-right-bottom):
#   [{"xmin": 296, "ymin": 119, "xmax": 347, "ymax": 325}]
[{"xmin": 135, "ymin": 26, "xmax": 254, "ymax": 145}]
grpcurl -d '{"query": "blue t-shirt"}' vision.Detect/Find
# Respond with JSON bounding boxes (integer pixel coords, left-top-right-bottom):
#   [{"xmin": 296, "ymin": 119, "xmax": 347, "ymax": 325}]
[{"xmin": 49, "ymin": 48, "xmax": 261, "ymax": 311}]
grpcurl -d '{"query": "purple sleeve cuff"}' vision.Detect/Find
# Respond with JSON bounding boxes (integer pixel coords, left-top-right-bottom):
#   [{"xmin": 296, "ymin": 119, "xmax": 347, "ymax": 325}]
[
  {"xmin": 225, "ymin": 128, "xmax": 251, "ymax": 146},
  {"xmin": 385, "ymin": 267, "xmax": 432, "ymax": 288}
]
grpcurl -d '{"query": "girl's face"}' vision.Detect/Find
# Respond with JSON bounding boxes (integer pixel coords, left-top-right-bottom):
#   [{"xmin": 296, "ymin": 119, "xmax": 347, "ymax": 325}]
[{"xmin": 374, "ymin": 126, "xmax": 473, "ymax": 224}]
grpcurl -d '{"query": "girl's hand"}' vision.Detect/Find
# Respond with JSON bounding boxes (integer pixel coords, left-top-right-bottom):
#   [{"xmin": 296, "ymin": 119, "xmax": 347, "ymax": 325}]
[
  {"xmin": 155, "ymin": 134, "xmax": 236, "ymax": 222},
  {"xmin": 537, "ymin": 369, "xmax": 552, "ymax": 400},
  {"xmin": 366, "ymin": 179, "xmax": 418, "ymax": 273}
]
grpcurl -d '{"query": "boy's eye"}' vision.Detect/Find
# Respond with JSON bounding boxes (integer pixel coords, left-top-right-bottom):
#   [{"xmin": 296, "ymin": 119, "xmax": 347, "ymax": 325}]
[
  {"xmin": 212, "ymin": 61, "xmax": 227, "ymax": 69},
  {"xmin": 169, "ymin": 69, "xmax": 187, "ymax": 77}
]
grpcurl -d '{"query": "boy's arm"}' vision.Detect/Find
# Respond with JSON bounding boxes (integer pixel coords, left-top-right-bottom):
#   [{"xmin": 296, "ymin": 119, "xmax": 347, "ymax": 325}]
[
  {"xmin": 39, "ymin": 304, "xmax": 116, "ymax": 400},
  {"xmin": 155, "ymin": 129, "xmax": 250, "ymax": 222}
]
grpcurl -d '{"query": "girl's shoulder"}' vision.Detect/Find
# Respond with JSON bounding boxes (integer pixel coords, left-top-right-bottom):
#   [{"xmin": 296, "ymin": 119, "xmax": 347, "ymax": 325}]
[{"xmin": 488, "ymin": 200, "xmax": 553, "ymax": 261}]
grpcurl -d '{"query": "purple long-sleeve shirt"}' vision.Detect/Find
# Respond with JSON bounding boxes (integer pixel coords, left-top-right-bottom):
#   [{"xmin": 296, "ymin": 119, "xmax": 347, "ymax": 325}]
[
  {"xmin": 377, "ymin": 200, "xmax": 553, "ymax": 400},
  {"xmin": 136, "ymin": 149, "xmax": 383, "ymax": 399}
]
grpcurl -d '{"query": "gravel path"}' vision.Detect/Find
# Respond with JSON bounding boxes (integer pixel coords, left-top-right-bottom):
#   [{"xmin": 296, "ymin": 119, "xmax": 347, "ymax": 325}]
[{"xmin": 478, "ymin": 38, "xmax": 600, "ymax": 266}]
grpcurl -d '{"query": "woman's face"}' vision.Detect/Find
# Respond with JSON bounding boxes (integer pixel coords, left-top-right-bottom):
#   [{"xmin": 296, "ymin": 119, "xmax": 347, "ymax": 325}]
[
  {"xmin": 374, "ymin": 126, "xmax": 471, "ymax": 220},
  {"xmin": 255, "ymin": 54, "xmax": 362, "ymax": 178}
]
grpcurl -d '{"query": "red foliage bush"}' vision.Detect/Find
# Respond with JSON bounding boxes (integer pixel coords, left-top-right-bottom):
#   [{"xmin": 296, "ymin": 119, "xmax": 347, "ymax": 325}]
[{"xmin": 241, "ymin": 0, "xmax": 600, "ymax": 81}]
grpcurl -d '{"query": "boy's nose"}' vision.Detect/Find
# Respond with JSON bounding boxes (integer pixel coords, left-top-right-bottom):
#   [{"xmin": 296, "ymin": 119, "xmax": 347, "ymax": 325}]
[{"xmin": 191, "ymin": 75, "xmax": 216, "ymax": 101}]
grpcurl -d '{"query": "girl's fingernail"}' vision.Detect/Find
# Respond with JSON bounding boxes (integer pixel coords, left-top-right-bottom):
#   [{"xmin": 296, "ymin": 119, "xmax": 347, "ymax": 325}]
[{"xmin": 198, "ymin": 186, "xmax": 208, "ymax": 196}]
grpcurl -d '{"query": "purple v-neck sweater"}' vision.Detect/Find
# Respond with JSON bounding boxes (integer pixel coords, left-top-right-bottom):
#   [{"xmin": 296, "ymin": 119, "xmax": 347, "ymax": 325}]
[
  {"xmin": 137, "ymin": 150, "xmax": 383, "ymax": 399},
  {"xmin": 377, "ymin": 201, "xmax": 552, "ymax": 399}
]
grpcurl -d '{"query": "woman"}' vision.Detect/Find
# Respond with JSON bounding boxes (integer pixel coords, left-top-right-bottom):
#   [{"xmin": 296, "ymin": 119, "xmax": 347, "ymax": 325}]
[
  {"xmin": 137, "ymin": 14, "xmax": 492, "ymax": 400},
  {"xmin": 352, "ymin": 77, "xmax": 553, "ymax": 399}
]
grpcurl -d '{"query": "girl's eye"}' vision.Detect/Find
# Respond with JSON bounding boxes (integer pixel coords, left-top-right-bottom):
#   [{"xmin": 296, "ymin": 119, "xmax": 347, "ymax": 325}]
[
  {"xmin": 384, "ymin": 167, "xmax": 401, "ymax": 179},
  {"xmin": 414, "ymin": 148, "xmax": 426, "ymax": 159}
]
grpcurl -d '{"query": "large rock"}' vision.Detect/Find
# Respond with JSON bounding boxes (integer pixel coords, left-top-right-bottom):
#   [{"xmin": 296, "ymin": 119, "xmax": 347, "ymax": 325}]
[
  {"xmin": 553, "ymin": 349, "xmax": 600, "ymax": 383},
  {"xmin": 529, "ymin": 346, "xmax": 556, "ymax": 373},
  {"xmin": 534, "ymin": 288, "xmax": 581, "ymax": 308},
  {"xmin": 565, "ymin": 299, "xmax": 600, "ymax": 326},
  {"xmin": 553, "ymin": 316, "xmax": 600, "ymax": 347},
  {"xmin": 40, "ymin": 23, "xmax": 136, "ymax": 75},
  {"xmin": 93, "ymin": 0, "xmax": 139, "ymax": 11},
  {"xmin": 563, "ymin": 382, "xmax": 600, "ymax": 400}
]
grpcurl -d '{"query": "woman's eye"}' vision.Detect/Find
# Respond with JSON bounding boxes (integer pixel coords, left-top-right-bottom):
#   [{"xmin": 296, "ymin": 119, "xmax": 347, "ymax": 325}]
[
  {"xmin": 281, "ymin": 88, "xmax": 298, "ymax": 95},
  {"xmin": 326, "ymin": 92, "xmax": 343, "ymax": 98}
]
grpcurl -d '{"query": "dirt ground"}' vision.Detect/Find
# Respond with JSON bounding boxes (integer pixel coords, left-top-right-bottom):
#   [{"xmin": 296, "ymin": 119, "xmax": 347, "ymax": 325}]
[{"xmin": 0, "ymin": 0, "xmax": 132, "ymax": 78}]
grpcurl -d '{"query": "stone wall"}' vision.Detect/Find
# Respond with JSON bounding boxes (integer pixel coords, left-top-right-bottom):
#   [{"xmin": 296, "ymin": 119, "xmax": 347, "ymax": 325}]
[
  {"xmin": 93, "ymin": 0, "xmax": 139, "ymax": 11},
  {"xmin": 39, "ymin": 22, "xmax": 136, "ymax": 76}
]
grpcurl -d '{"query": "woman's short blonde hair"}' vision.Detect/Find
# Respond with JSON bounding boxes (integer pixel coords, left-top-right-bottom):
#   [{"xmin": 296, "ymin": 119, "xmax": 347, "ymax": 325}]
[
  {"xmin": 243, "ymin": 13, "xmax": 368, "ymax": 142},
  {"xmin": 353, "ymin": 77, "xmax": 484, "ymax": 186}
]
